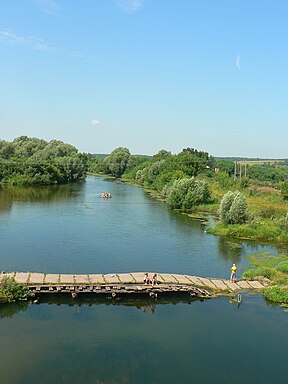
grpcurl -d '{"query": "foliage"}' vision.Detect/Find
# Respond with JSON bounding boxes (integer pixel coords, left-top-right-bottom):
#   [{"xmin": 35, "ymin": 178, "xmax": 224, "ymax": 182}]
[
  {"xmin": 218, "ymin": 191, "xmax": 249, "ymax": 225},
  {"xmin": 280, "ymin": 182, "xmax": 288, "ymax": 200},
  {"xmin": 167, "ymin": 178, "xmax": 212, "ymax": 211},
  {"xmin": 88, "ymin": 146, "xmax": 288, "ymax": 244},
  {"xmin": 242, "ymin": 253, "xmax": 288, "ymax": 305},
  {"xmin": 248, "ymin": 164, "xmax": 288, "ymax": 183},
  {"xmin": 207, "ymin": 219, "xmax": 288, "ymax": 243},
  {"xmin": 276, "ymin": 261, "xmax": 288, "ymax": 274},
  {"xmin": 0, "ymin": 276, "xmax": 32, "ymax": 303},
  {"xmin": 101, "ymin": 147, "xmax": 131, "ymax": 178},
  {"xmin": 0, "ymin": 136, "xmax": 87, "ymax": 185},
  {"xmin": 262, "ymin": 287, "xmax": 288, "ymax": 305},
  {"xmin": 214, "ymin": 160, "xmax": 234, "ymax": 176}
]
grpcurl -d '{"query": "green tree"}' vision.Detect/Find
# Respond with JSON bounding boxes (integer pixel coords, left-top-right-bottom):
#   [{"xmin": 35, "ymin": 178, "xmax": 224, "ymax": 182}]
[
  {"xmin": 167, "ymin": 178, "xmax": 212, "ymax": 211},
  {"xmin": 219, "ymin": 190, "xmax": 249, "ymax": 224},
  {"xmin": 0, "ymin": 140, "xmax": 14, "ymax": 159},
  {"xmin": 103, "ymin": 147, "xmax": 131, "ymax": 177}
]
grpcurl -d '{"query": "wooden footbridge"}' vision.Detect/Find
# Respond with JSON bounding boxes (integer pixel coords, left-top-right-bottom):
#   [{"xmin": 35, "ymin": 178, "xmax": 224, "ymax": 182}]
[{"xmin": 1, "ymin": 272, "xmax": 265, "ymax": 299}]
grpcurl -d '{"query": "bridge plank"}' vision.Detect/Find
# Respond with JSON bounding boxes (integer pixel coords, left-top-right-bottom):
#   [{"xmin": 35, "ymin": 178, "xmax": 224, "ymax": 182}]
[
  {"xmin": 184, "ymin": 275, "xmax": 203, "ymax": 285},
  {"xmin": 159, "ymin": 273, "xmax": 178, "ymax": 284},
  {"xmin": 14, "ymin": 272, "xmax": 30, "ymax": 284},
  {"xmin": 130, "ymin": 273, "xmax": 145, "ymax": 283},
  {"xmin": 60, "ymin": 274, "xmax": 75, "ymax": 284},
  {"xmin": 209, "ymin": 279, "xmax": 229, "ymax": 290},
  {"xmin": 223, "ymin": 281, "xmax": 239, "ymax": 291},
  {"xmin": 29, "ymin": 273, "xmax": 45, "ymax": 284},
  {"xmin": 118, "ymin": 273, "xmax": 135, "ymax": 284},
  {"xmin": 247, "ymin": 280, "xmax": 265, "ymax": 289},
  {"xmin": 196, "ymin": 277, "xmax": 218, "ymax": 290},
  {"xmin": 89, "ymin": 274, "xmax": 106, "ymax": 284},
  {"xmin": 171, "ymin": 274, "xmax": 194, "ymax": 285},
  {"xmin": 104, "ymin": 274, "xmax": 121, "ymax": 284},
  {"xmin": 235, "ymin": 280, "xmax": 253, "ymax": 289},
  {"xmin": 74, "ymin": 275, "xmax": 90, "ymax": 284},
  {"xmin": 44, "ymin": 274, "xmax": 60, "ymax": 284}
]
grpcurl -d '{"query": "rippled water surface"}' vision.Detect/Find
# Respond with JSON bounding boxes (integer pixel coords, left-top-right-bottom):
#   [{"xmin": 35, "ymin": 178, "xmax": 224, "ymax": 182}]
[{"xmin": 0, "ymin": 176, "xmax": 287, "ymax": 384}]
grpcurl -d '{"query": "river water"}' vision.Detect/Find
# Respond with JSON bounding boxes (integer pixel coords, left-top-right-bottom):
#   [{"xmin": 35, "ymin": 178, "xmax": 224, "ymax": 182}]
[{"xmin": 0, "ymin": 176, "xmax": 287, "ymax": 384}]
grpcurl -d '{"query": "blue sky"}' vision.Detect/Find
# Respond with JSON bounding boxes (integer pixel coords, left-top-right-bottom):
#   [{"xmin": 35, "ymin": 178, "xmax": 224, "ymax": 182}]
[{"xmin": 0, "ymin": 0, "xmax": 287, "ymax": 157}]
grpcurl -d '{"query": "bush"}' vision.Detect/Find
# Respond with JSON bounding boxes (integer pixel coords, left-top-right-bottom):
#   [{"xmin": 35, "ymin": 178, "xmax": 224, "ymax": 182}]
[
  {"xmin": 243, "ymin": 267, "xmax": 275, "ymax": 280},
  {"xmin": 278, "ymin": 213, "xmax": 288, "ymax": 232},
  {"xmin": 0, "ymin": 276, "xmax": 32, "ymax": 303},
  {"xmin": 167, "ymin": 178, "xmax": 212, "ymax": 211},
  {"xmin": 276, "ymin": 261, "xmax": 288, "ymax": 274},
  {"xmin": 219, "ymin": 190, "xmax": 249, "ymax": 225},
  {"xmin": 262, "ymin": 286, "xmax": 288, "ymax": 304}
]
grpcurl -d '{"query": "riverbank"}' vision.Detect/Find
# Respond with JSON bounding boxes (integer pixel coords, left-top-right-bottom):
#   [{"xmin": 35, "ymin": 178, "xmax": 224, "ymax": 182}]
[{"xmin": 93, "ymin": 173, "xmax": 288, "ymax": 307}]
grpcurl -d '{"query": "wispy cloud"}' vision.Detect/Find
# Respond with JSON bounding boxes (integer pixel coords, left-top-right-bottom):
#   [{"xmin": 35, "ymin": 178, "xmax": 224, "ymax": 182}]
[
  {"xmin": 91, "ymin": 119, "xmax": 101, "ymax": 126},
  {"xmin": 0, "ymin": 28, "xmax": 56, "ymax": 52},
  {"xmin": 32, "ymin": 0, "xmax": 61, "ymax": 16},
  {"xmin": 236, "ymin": 54, "xmax": 241, "ymax": 70},
  {"xmin": 70, "ymin": 52, "xmax": 86, "ymax": 59},
  {"xmin": 115, "ymin": 0, "xmax": 144, "ymax": 14}
]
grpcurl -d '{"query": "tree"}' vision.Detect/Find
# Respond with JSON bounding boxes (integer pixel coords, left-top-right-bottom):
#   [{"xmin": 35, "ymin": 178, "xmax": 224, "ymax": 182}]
[
  {"xmin": 219, "ymin": 190, "xmax": 249, "ymax": 224},
  {"xmin": 167, "ymin": 178, "xmax": 212, "ymax": 211},
  {"xmin": 0, "ymin": 137, "xmax": 86, "ymax": 185},
  {"xmin": 152, "ymin": 149, "xmax": 171, "ymax": 161},
  {"xmin": 103, "ymin": 147, "xmax": 131, "ymax": 178},
  {"xmin": 0, "ymin": 140, "xmax": 14, "ymax": 159}
]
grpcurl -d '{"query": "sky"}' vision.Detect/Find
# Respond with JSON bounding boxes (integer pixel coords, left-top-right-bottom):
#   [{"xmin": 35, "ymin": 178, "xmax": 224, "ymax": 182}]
[{"xmin": 0, "ymin": 0, "xmax": 288, "ymax": 158}]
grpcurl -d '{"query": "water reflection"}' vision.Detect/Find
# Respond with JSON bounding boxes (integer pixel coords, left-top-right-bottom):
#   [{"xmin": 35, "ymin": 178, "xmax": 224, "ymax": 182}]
[
  {"xmin": 0, "ymin": 295, "xmax": 287, "ymax": 384},
  {"xmin": 217, "ymin": 237, "xmax": 243, "ymax": 261},
  {"xmin": 0, "ymin": 302, "xmax": 29, "ymax": 318},
  {"xmin": 0, "ymin": 296, "xmax": 209, "ymax": 319},
  {"xmin": 0, "ymin": 182, "xmax": 85, "ymax": 215}
]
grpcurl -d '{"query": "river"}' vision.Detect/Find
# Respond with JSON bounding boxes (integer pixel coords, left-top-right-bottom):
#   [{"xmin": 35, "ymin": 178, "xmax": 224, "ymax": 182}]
[{"xmin": 0, "ymin": 176, "xmax": 287, "ymax": 384}]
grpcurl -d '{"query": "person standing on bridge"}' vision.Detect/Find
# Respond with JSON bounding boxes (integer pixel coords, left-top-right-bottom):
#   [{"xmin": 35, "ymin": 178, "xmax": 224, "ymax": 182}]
[{"xmin": 230, "ymin": 263, "xmax": 237, "ymax": 283}]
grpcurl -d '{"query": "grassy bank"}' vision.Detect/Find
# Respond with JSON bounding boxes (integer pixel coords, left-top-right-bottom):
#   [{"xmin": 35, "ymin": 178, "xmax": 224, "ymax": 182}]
[{"xmin": 242, "ymin": 253, "xmax": 288, "ymax": 308}]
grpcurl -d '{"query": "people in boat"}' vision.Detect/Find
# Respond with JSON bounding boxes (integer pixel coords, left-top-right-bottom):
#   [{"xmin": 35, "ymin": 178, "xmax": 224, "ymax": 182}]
[
  {"xmin": 152, "ymin": 273, "xmax": 158, "ymax": 286},
  {"xmin": 144, "ymin": 272, "xmax": 151, "ymax": 284},
  {"xmin": 101, "ymin": 192, "xmax": 112, "ymax": 198}
]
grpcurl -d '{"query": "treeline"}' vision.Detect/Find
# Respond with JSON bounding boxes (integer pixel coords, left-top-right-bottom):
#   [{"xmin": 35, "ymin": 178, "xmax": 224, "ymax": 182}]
[
  {"xmin": 88, "ymin": 147, "xmax": 217, "ymax": 211},
  {"xmin": 88, "ymin": 147, "xmax": 288, "ymax": 228},
  {"xmin": 0, "ymin": 136, "xmax": 87, "ymax": 185}
]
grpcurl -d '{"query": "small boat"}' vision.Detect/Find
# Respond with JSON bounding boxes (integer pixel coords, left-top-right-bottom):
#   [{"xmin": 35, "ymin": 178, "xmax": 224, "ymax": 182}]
[{"xmin": 100, "ymin": 192, "xmax": 112, "ymax": 198}]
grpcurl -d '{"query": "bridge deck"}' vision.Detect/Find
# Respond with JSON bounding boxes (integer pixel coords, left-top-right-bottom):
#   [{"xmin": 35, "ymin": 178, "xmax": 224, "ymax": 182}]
[{"xmin": 2, "ymin": 272, "xmax": 265, "ymax": 294}]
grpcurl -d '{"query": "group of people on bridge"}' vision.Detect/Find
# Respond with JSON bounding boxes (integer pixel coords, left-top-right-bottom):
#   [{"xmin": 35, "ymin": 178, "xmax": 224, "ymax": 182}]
[{"xmin": 144, "ymin": 273, "xmax": 158, "ymax": 287}]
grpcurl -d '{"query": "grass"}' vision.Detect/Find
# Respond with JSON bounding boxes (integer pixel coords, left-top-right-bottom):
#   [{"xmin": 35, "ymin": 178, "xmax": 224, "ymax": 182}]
[{"xmin": 242, "ymin": 252, "xmax": 288, "ymax": 306}]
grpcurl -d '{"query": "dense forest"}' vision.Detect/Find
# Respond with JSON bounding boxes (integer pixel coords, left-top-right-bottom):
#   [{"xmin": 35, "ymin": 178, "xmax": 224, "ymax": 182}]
[{"xmin": 0, "ymin": 136, "xmax": 87, "ymax": 185}]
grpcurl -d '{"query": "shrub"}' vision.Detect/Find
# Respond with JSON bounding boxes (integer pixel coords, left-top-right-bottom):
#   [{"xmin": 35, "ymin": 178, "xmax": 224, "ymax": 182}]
[
  {"xmin": 0, "ymin": 276, "xmax": 32, "ymax": 303},
  {"xmin": 262, "ymin": 286, "xmax": 288, "ymax": 304},
  {"xmin": 243, "ymin": 267, "xmax": 275, "ymax": 280},
  {"xmin": 219, "ymin": 190, "xmax": 249, "ymax": 225},
  {"xmin": 167, "ymin": 178, "xmax": 212, "ymax": 211},
  {"xmin": 276, "ymin": 261, "xmax": 288, "ymax": 274},
  {"xmin": 278, "ymin": 213, "xmax": 288, "ymax": 232}
]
